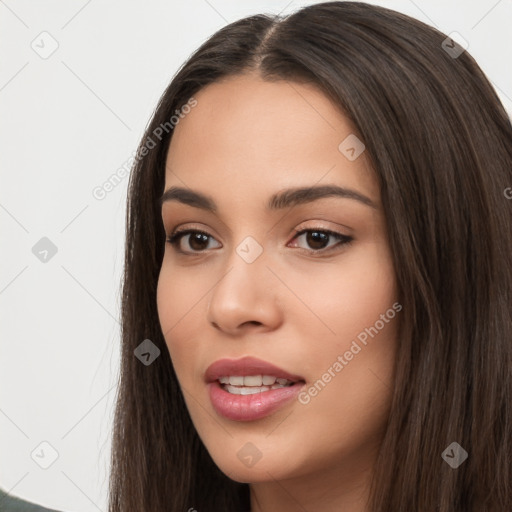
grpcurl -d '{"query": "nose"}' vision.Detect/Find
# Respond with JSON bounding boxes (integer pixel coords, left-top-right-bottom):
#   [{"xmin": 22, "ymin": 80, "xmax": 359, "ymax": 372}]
[{"xmin": 206, "ymin": 246, "xmax": 283, "ymax": 336}]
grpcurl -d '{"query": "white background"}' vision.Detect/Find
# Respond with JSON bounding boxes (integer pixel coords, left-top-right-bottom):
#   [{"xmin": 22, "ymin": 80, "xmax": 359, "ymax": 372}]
[{"xmin": 1, "ymin": 1, "xmax": 510, "ymax": 511}]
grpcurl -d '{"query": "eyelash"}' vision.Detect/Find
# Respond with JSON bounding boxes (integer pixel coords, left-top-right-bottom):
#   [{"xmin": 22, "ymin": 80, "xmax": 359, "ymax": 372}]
[{"xmin": 165, "ymin": 227, "xmax": 353, "ymax": 256}]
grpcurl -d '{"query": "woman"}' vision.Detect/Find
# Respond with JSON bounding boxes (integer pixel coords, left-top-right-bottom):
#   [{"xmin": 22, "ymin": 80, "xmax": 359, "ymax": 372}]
[{"xmin": 109, "ymin": 2, "xmax": 512, "ymax": 511}]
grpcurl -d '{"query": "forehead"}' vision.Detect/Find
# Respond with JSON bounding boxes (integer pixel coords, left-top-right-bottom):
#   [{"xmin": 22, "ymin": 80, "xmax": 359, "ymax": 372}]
[{"xmin": 165, "ymin": 74, "xmax": 378, "ymax": 205}]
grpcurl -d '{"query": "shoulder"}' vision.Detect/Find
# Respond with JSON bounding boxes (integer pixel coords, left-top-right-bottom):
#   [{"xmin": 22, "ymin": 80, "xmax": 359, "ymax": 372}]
[{"xmin": 0, "ymin": 488, "xmax": 64, "ymax": 512}]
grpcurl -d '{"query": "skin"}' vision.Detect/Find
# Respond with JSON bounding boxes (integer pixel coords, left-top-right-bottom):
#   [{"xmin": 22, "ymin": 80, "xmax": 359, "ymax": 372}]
[{"xmin": 156, "ymin": 73, "xmax": 399, "ymax": 512}]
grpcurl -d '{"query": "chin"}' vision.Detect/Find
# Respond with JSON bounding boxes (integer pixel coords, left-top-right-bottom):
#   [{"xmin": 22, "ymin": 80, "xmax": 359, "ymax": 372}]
[
  {"xmin": 216, "ymin": 461, "xmax": 288, "ymax": 484},
  {"xmin": 205, "ymin": 441, "xmax": 304, "ymax": 484}
]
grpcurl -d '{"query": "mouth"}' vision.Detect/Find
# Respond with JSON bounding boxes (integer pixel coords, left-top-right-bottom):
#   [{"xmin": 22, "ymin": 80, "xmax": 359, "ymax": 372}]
[{"xmin": 205, "ymin": 356, "xmax": 306, "ymax": 421}]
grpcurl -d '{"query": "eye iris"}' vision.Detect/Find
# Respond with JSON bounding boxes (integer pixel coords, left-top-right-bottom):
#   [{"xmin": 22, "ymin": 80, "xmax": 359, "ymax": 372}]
[
  {"xmin": 307, "ymin": 231, "xmax": 329, "ymax": 250},
  {"xmin": 189, "ymin": 233, "xmax": 209, "ymax": 251}
]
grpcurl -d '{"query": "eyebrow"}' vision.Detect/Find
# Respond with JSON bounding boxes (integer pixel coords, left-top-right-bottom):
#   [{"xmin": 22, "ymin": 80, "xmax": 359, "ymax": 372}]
[{"xmin": 159, "ymin": 184, "xmax": 377, "ymax": 211}]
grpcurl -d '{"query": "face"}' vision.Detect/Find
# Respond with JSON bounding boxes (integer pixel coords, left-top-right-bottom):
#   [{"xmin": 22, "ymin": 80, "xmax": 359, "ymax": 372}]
[{"xmin": 157, "ymin": 74, "xmax": 399, "ymax": 495}]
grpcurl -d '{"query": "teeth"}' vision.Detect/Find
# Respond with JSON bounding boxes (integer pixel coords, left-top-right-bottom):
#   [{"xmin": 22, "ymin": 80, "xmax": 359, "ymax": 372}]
[
  {"xmin": 262, "ymin": 375, "xmax": 277, "ymax": 385},
  {"xmin": 225, "ymin": 384, "xmax": 288, "ymax": 395},
  {"xmin": 219, "ymin": 375, "xmax": 292, "ymax": 387},
  {"xmin": 226, "ymin": 385, "xmax": 269, "ymax": 395},
  {"xmin": 243, "ymin": 375, "xmax": 262, "ymax": 386},
  {"xmin": 219, "ymin": 374, "xmax": 298, "ymax": 395}
]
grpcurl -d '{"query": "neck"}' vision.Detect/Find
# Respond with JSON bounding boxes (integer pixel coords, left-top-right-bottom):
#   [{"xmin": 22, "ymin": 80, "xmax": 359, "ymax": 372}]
[{"xmin": 248, "ymin": 448, "xmax": 377, "ymax": 512}]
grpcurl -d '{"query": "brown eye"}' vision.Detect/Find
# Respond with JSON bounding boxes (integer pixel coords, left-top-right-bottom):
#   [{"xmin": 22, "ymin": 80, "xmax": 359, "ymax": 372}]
[
  {"xmin": 166, "ymin": 229, "xmax": 221, "ymax": 253},
  {"xmin": 289, "ymin": 229, "xmax": 353, "ymax": 253}
]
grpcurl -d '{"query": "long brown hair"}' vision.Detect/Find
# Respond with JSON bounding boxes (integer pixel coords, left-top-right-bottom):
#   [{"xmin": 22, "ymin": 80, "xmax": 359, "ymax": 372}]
[{"xmin": 108, "ymin": 2, "xmax": 512, "ymax": 510}]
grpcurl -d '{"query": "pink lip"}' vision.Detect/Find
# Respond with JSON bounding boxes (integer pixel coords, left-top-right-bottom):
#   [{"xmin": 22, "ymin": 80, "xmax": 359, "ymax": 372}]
[{"xmin": 205, "ymin": 356, "xmax": 306, "ymax": 422}]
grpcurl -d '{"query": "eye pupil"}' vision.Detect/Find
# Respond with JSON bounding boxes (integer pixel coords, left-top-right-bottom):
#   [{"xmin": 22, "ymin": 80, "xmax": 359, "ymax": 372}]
[
  {"xmin": 307, "ymin": 231, "xmax": 329, "ymax": 249},
  {"xmin": 189, "ymin": 233, "xmax": 209, "ymax": 251}
]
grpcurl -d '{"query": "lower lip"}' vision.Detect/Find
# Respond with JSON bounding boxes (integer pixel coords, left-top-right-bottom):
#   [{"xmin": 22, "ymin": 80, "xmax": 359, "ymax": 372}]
[{"xmin": 208, "ymin": 380, "xmax": 305, "ymax": 422}]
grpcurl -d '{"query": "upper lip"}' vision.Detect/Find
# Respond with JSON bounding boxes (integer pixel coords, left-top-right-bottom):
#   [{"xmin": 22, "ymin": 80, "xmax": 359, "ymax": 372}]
[{"xmin": 204, "ymin": 356, "xmax": 305, "ymax": 384}]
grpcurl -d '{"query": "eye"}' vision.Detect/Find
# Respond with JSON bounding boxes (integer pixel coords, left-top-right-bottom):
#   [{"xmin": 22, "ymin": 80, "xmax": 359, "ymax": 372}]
[
  {"xmin": 288, "ymin": 228, "xmax": 353, "ymax": 253},
  {"xmin": 166, "ymin": 227, "xmax": 353, "ymax": 255},
  {"xmin": 166, "ymin": 229, "xmax": 221, "ymax": 254}
]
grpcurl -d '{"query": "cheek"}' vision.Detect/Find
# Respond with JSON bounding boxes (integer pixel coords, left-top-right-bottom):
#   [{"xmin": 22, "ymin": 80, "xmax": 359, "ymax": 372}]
[
  {"xmin": 156, "ymin": 261, "xmax": 212, "ymax": 333},
  {"xmin": 290, "ymin": 240, "xmax": 397, "ymax": 357},
  {"xmin": 156, "ymin": 266, "xmax": 206, "ymax": 381},
  {"xmin": 329, "ymin": 266, "xmax": 396, "ymax": 342},
  {"xmin": 288, "ymin": 243, "xmax": 398, "ymax": 439}
]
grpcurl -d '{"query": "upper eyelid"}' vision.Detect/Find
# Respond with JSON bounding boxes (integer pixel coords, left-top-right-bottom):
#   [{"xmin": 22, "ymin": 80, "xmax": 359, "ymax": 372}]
[{"xmin": 166, "ymin": 219, "xmax": 353, "ymax": 237}]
